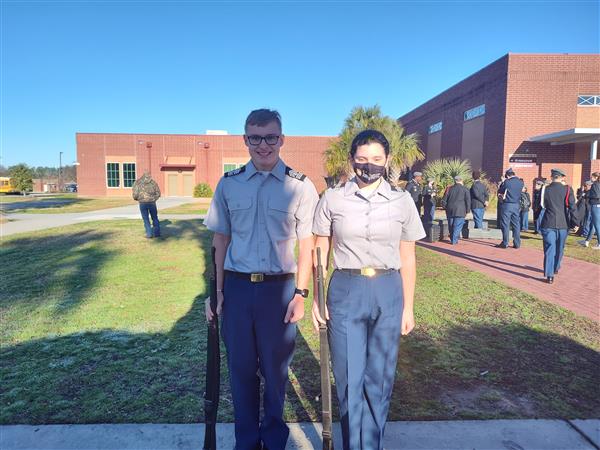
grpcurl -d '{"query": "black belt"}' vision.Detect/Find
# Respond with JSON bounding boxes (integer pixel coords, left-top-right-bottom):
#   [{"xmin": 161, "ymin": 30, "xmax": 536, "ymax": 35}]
[
  {"xmin": 225, "ymin": 270, "xmax": 295, "ymax": 283},
  {"xmin": 337, "ymin": 268, "xmax": 397, "ymax": 277}
]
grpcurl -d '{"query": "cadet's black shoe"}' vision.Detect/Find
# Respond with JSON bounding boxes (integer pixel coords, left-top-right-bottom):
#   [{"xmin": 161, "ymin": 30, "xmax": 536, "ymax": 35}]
[
  {"xmin": 547, "ymin": 276, "xmax": 554, "ymax": 284},
  {"xmin": 495, "ymin": 243, "xmax": 508, "ymax": 248},
  {"xmin": 513, "ymin": 245, "xmax": 520, "ymax": 249}
]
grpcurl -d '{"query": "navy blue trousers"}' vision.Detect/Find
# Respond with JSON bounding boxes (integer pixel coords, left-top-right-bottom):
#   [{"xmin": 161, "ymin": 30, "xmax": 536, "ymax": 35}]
[
  {"xmin": 500, "ymin": 202, "xmax": 521, "ymax": 247},
  {"xmin": 222, "ymin": 275, "xmax": 296, "ymax": 450},
  {"xmin": 534, "ymin": 208, "xmax": 545, "ymax": 233},
  {"xmin": 423, "ymin": 202, "xmax": 436, "ymax": 223},
  {"xmin": 471, "ymin": 208, "xmax": 484, "ymax": 229},
  {"xmin": 139, "ymin": 202, "xmax": 160, "ymax": 237},
  {"xmin": 541, "ymin": 228, "xmax": 568, "ymax": 277},
  {"xmin": 327, "ymin": 270, "xmax": 403, "ymax": 450},
  {"xmin": 447, "ymin": 217, "xmax": 465, "ymax": 245}
]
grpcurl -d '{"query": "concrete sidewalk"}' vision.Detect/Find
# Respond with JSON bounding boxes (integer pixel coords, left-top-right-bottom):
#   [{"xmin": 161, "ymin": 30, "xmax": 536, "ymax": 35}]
[
  {"xmin": 1, "ymin": 198, "xmax": 204, "ymax": 237},
  {"xmin": 1, "ymin": 420, "xmax": 598, "ymax": 450}
]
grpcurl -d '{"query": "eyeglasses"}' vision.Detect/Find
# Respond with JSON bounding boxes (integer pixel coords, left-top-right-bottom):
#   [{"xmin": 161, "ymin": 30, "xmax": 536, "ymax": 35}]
[{"xmin": 246, "ymin": 134, "xmax": 280, "ymax": 146}]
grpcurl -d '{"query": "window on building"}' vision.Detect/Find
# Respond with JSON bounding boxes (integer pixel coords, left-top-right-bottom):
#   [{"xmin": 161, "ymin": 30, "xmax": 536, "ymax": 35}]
[
  {"xmin": 223, "ymin": 163, "xmax": 245, "ymax": 173},
  {"xmin": 123, "ymin": 163, "xmax": 136, "ymax": 187},
  {"xmin": 464, "ymin": 104, "xmax": 485, "ymax": 121},
  {"xmin": 577, "ymin": 95, "xmax": 600, "ymax": 106},
  {"xmin": 429, "ymin": 121, "xmax": 443, "ymax": 134},
  {"xmin": 106, "ymin": 163, "xmax": 120, "ymax": 187}
]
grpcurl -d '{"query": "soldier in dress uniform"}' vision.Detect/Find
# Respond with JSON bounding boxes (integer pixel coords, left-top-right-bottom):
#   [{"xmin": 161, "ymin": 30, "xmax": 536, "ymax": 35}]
[
  {"xmin": 422, "ymin": 177, "xmax": 437, "ymax": 223},
  {"xmin": 539, "ymin": 168, "xmax": 576, "ymax": 284},
  {"xmin": 312, "ymin": 129, "xmax": 425, "ymax": 450},
  {"xmin": 496, "ymin": 168, "xmax": 524, "ymax": 248},
  {"xmin": 405, "ymin": 171, "xmax": 423, "ymax": 216},
  {"xmin": 204, "ymin": 109, "xmax": 319, "ymax": 450}
]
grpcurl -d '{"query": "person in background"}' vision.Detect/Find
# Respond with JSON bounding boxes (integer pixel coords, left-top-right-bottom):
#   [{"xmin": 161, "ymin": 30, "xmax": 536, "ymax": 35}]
[
  {"xmin": 520, "ymin": 184, "xmax": 531, "ymax": 232},
  {"xmin": 132, "ymin": 171, "xmax": 161, "ymax": 239},
  {"xmin": 442, "ymin": 175, "xmax": 471, "ymax": 245},
  {"xmin": 405, "ymin": 171, "xmax": 423, "ymax": 216},
  {"xmin": 496, "ymin": 175, "xmax": 505, "ymax": 230},
  {"xmin": 470, "ymin": 170, "xmax": 489, "ymax": 229},
  {"xmin": 578, "ymin": 172, "xmax": 600, "ymax": 249},
  {"xmin": 496, "ymin": 168, "xmax": 524, "ymax": 249},
  {"xmin": 540, "ymin": 168, "xmax": 576, "ymax": 283},
  {"xmin": 577, "ymin": 181, "xmax": 593, "ymax": 237},
  {"xmin": 422, "ymin": 178, "xmax": 437, "ymax": 223},
  {"xmin": 532, "ymin": 180, "xmax": 545, "ymax": 234}
]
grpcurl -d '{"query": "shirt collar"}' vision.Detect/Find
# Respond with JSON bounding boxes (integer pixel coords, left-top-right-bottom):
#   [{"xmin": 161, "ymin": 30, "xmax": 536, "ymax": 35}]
[
  {"xmin": 344, "ymin": 177, "xmax": 392, "ymax": 200},
  {"xmin": 245, "ymin": 159, "xmax": 285, "ymax": 182}
]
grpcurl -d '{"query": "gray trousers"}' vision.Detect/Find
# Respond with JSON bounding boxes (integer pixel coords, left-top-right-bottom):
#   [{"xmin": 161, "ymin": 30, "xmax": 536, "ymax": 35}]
[{"xmin": 327, "ymin": 269, "xmax": 404, "ymax": 450}]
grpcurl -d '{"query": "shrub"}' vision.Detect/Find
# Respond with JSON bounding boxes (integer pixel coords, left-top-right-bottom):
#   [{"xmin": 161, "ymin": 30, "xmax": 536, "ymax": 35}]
[
  {"xmin": 422, "ymin": 158, "xmax": 473, "ymax": 197},
  {"xmin": 193, "ymin": 183, "xmax": 213, "ymax": 198}
]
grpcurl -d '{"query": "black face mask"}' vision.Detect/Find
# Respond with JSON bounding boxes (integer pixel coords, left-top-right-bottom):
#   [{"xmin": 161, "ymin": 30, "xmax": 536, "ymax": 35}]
[{"xmin": 353, "ymin": 162, "xmax": 386, "ymax": 185}]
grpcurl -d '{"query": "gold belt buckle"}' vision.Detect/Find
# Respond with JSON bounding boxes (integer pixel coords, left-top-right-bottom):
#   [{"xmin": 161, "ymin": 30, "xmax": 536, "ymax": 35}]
[
  {"xmin": 360, "ymin": 267, "xmax": 376, "ymax": 277},
  {"xmin": 250, "ymin": 273, "xmax": 264, "ymax": 283}
]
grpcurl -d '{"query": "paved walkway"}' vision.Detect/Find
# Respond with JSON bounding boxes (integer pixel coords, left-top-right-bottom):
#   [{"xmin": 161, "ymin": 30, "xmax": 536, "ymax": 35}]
[
  {"xmin": 418, "ymin": 238, "xmax": 600, "ymax": 322},
  {"xmin": 1, "ymin": 198, "xmax": 204, "ymax": 237},
  {"xmin": 2, "ymin": 419, "xmax": 599, "ymax": 449}
]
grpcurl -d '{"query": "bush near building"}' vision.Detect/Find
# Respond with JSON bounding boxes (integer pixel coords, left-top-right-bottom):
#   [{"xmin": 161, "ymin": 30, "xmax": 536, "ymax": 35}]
[{"xmin": 193, "ymin": 183, "xmax": 213, "ymax": 198}]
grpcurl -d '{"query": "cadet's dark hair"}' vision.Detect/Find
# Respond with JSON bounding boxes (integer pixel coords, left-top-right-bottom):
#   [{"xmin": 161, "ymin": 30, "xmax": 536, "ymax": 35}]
[
  {"xmin": 245, "ymin": 109, "xmax": 282, "ymax": 133},
  {"xmin": 350, "ymin": 129, "xmax": 390, "ymax": 157},
  {"xmin": 472, "ymin": 170, "xmax": 481, "ymax": 180}
]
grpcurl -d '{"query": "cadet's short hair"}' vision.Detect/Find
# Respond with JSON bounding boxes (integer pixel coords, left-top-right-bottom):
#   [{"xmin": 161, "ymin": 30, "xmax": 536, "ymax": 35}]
[
  {"xmin": 350, "ymin": 129, "xmax": 390, "ymax": 157},
  {"xmin": 592, "ymin": 172, "xmax": 600, "ymax": 179},
  {"xmin": 472, "ymin": 170, "xmax": 481, "ymax": 180},
  {"xmin": 245, "ymin": 109, "xmax": 282, "ymax": 133}
]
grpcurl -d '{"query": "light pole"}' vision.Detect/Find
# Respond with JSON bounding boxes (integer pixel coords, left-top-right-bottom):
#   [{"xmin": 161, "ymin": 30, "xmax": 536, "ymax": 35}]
[{"xmin": 59, "ymin": 151, "xmax": 63, "ymax": 192}]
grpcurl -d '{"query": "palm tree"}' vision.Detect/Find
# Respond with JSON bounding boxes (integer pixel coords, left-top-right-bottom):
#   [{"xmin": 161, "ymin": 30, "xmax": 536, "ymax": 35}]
[{"xmin": 324, "ymin": 105, "xmax": 424, "ymax": 186}]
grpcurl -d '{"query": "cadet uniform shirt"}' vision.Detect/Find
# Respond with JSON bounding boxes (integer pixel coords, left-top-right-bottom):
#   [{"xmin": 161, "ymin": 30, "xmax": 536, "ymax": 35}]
[
  {"xmin": 313, "ymin": 178, "xmax": 426, "ymax": 270},
  {"xmin": 205, "ymin": 159, "xmax": 319, "ymax": 274}
]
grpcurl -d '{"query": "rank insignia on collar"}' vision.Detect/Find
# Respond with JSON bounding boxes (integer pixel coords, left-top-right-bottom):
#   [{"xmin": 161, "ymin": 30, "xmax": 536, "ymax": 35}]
[
  {"xmin": 224, "ymin": 165, "xmax": 246, "ymax": 177},
  {"xmin": 285, "ymin": 166, "xmax": 306, "ymax": 181}
]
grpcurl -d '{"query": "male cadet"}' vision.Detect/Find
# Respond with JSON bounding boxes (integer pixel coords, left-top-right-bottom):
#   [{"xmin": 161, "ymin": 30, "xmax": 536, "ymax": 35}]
[
  {"xmin": 539, "ymin": 168, "xmax": 576, "ymax": 283},
  {"xmin": 470, "ymin": 170, "xmax": 489, "ymax": 228},
  {"xmin": 204, "ymin": 109, "xmax": 319, "ymax": 450},
  {"xmin": 406, "ymin": 171, "xmax": 423, "ymax": 215},
  {"xmin": 495, "ymin": 168, "xmax": 524, "ymax": 248},
  {"xmin": 532, "ymin": 179, "xmax": 545, "ymax": 234},
  {"xmin": 442, "ymin": 175, "xmax": 471, "ymax": 244}
]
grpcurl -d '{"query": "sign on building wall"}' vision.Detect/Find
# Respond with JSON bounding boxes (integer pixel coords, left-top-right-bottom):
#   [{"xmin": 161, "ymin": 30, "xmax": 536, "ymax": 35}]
[
  {"xmin": 464, "ymin": 104, "xmax": 485, "ymax": 121},
  {"xmin": 509, "ymin": 151, "xmax": 537, "ymax": 167},
  {"xmin": 428, "ymin": 121, "xmax": 443, "ymax": 134}
]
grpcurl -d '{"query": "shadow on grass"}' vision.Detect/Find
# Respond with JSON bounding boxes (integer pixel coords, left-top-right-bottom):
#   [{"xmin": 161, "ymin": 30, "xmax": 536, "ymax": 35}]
[{"xmin": 0, "ymin": 198, "xmax": 81, "ymax": 212}]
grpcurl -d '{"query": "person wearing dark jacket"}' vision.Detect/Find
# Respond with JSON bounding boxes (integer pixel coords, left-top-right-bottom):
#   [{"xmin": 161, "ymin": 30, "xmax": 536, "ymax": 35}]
[
  {"xmin": 520, "ymin": 185, "xmax": 531, "ymax": 231},
  {"xmin": 470, "ymin": 171, "xmax": 489, "ymax": 229},
  {"xmin": 422, "ymin": 178, "xmax": 437, "ymax": 223},
  {"xmin": 540, "ymin": 168, "xmax": 576, "ymax": 283},
  {"xmin": 576, "ymin": 180, "xmax": 593, "ymax": 237},
  {"xmin": 442, "ymin": 175, "xmax": 471, "ymax": 245},
  {"xmin": 532, "ymin": 180, "xmax": 545, "ymax": 234},
  {"xmin": 405, "ymin": 172, "xmax": 423, "ymax": 216},
  {"xmin": 496, "ymin": 168, "xmax": 524, "ymax": 248},
  {"xmin": 578, "ymin": 172, "xmax": 600, "ymax": 249},
  {"xmin": 132, "ymin": 171, "xmax": 161, "ymax": 238}
]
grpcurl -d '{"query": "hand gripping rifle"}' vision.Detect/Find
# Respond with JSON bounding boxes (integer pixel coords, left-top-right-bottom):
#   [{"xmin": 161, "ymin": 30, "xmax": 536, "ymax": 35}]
[
  {"xmin": 316, "ymin": 247, "xmax": 334, "ymax": 449},
  {"xmin": 203, "ymin": 247, "xmax": 220, "ymax": 450}
]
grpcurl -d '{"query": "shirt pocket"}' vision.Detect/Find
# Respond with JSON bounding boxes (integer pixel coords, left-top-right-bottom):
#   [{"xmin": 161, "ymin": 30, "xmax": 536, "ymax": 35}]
[
  {"xmin": 267, "ymin": 198, "xmax": 296, "ymax": 240},
  {"xmin": 229, "ymin": 196, "xmax": 253, "ymax": 238}
]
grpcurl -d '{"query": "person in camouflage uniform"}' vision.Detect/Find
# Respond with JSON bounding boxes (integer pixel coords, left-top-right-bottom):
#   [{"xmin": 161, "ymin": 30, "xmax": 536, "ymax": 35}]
[{"xmin": 132, "ymin": 171, "xmax": 161, "ymax": 238}]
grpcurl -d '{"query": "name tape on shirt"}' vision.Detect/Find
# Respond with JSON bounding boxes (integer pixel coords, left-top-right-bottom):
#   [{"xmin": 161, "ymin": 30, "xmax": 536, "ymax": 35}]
[{"xmin": 224, "ymin": 165, "xmax": 246, "ymax": 177}]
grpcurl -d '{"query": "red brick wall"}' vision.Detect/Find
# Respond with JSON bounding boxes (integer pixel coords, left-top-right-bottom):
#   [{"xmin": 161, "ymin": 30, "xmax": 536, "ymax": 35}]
[
  {"xmin": 76, "ymin": 133, "xmax": 332, "ymax": 196},
  {"xmin": 399, "ymin": 55, "xmax": 509, "ymax": 178}
]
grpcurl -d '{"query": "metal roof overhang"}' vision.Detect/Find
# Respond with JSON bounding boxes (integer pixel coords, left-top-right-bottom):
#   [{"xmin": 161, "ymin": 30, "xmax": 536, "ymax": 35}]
[
  {"xmin": 159, "ymin": 164, "xmax": 196, "ymax": 170},
  {"xmin": 529, "ymin": 128, "xmax": 600, "ymax": 146}
]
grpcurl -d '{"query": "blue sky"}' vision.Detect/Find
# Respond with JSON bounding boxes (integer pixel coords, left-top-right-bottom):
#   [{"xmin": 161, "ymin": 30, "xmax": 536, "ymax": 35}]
[{"xmin": 1, "ymin": 0, "xmax": 598, "ymax": 167}]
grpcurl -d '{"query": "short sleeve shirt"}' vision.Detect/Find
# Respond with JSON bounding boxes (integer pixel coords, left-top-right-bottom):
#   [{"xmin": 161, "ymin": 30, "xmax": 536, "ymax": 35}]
[
  {"xmin": 204, "ymin": 159, "xmax": 319, "ymax": 274},
  {"xmin": 313, "ymin": 178, "xmax": 426, "ymax": 270}
]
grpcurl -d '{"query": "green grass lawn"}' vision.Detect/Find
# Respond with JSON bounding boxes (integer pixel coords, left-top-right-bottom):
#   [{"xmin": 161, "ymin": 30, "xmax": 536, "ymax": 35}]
[
  {"xmin": 519, "ymin": 230, "xmax": 600, "ymax": 265},
  {"xmin": 160, "ymin": 200, "xmax": 209, "ymax": 215},
  {"xmin": 1, "ymin": 221, "xmax": 598, "ymax": 425},
  {"xmin": 1, "ymin": 195, "xmax": 135, "ymax": 213}
]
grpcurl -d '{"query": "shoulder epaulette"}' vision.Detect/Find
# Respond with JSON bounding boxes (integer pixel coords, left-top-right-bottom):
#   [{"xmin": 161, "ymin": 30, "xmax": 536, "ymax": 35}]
[
  {"xmin": 224, "ymin": 165, "xmax": 246, "ymax": 178},
  {"xmin": 285, "ymin": 166, "xmax": 306, "ymax": 181}
]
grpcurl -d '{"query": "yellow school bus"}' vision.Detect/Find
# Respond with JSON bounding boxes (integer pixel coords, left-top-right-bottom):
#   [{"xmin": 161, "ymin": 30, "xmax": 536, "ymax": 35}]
[{"xmin": 0, "ymin": 177, "xmax": 19, "ymax": 194}]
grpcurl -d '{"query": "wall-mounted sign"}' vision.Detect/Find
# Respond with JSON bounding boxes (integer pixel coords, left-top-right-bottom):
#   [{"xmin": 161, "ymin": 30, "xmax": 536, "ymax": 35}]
[
  {"xmin": 509, "ymin": 152, "xmax": 537, "ymax": 164},
  {"xmin": 428, "ymin": 121, "xmax": 443, "ymax": 134},
  {"xmin": 464, "ymin": 104, "xmax": 485, "ymax": 121}
]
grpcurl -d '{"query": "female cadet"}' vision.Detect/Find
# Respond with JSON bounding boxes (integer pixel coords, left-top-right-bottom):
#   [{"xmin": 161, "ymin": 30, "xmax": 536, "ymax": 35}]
[{"xmin": 312, "ymin": 129, "xmax": 425, "ymax": 450}]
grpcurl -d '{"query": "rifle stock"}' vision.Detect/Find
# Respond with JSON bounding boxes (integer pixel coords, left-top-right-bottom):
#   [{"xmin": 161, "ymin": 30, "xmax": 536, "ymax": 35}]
[
  {"xmin": 203, "ymin": 247, "xmax": 220, "ymax": 450},
  {"xmin": 316, "ymin": 247, "xmax": 334, "ymax": 449}
]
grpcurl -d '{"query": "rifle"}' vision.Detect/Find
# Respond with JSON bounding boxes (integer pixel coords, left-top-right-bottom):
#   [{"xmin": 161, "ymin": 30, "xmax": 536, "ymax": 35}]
[
  {"xmin": 316, "ymin": 247, "xmax": 334, "ymax": 450},
  {"xmin": 203, "ymin": 247, "xmax": 220, "ymax": 450}
]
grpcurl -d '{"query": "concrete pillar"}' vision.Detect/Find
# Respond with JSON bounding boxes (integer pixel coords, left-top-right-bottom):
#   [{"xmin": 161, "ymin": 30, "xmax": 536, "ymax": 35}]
[{"xmin": 591, "ymin": 140, "xmax": 598, "ymax": 160}]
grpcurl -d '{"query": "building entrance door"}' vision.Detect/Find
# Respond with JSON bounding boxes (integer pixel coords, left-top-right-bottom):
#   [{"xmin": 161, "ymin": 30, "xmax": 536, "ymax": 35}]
[
  {"xmin": 183, "ymin": 174, "xmax": 193, "ymax": 196},
  {"xmin": 165, "ymin": 171, "xmax": 195, "ymax": 196}
]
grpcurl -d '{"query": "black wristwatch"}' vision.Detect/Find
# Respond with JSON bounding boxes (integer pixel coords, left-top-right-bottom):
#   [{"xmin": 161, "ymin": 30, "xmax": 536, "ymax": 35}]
[{"xmin": 295, "ymin": 288, "xmax": 309, "ymax": 298}]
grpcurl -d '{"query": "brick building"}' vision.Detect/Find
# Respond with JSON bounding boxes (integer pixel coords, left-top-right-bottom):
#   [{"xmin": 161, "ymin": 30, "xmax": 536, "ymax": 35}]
[
  {"xmin": 76, "ymin": 133, "xmax": 333, "ymax": 196},
  {"xmin": 399, "ymin": 53, "xmax": 600, "ymax": 189}
]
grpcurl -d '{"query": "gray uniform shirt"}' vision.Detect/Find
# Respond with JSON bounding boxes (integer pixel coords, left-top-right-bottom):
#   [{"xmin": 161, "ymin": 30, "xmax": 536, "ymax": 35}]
[
  {"xmin": 313, "ymin": 178, "xmax": 426, "ymax": 270},
  {"xmin": 204, "ymin": 159, "xmax": 319, "ymax": 274}
]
